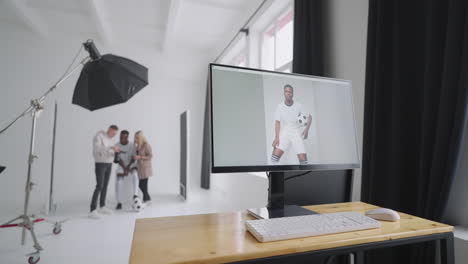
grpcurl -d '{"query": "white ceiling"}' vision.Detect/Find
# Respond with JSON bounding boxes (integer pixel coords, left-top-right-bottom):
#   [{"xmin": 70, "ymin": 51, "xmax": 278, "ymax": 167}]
[{"xmin": 0, "ymin": 0, "xmax": 263, "ymax": 57}]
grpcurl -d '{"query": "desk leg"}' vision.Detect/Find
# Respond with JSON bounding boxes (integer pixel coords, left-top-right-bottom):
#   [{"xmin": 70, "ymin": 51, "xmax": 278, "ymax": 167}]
[
  {"xmin": 440, "ymin": 233, "xmax": 454, "ymax": 264},
  {"xmin": 353, "ymin": 252, "xmax": 364, "ymax": 264}
]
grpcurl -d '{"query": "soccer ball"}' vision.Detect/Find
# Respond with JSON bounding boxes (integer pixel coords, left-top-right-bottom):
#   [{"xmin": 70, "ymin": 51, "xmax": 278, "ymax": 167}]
[
  {"xmin": 132, "ymin": 196, "xmax": 145, "ymax": 212},
  {"xmin": 297, "ymin": 113, "xmax": 308, "ymax": 127}
]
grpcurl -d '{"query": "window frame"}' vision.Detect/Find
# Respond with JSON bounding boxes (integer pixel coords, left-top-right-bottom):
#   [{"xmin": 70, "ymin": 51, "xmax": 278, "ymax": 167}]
[
  {"xmin": 229, "ymin": 46, "xmax": 247, "ymax": 67},
  {"xmin": 215, "ymin": 0, "xmax": 294, "ymax": 71},
  {"xmin": 259, "ymin": 5, "xmax": 294, "ymax": 72},
  {"xmin": 218, "ymin": 34, "xmax": 248, "ymax": 67}
]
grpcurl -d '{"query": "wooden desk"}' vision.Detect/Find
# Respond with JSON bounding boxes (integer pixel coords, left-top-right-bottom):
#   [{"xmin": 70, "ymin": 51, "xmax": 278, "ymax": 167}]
[{"xmin": 129, "ymin": 202, "xmax": 454, "ymax": 264}]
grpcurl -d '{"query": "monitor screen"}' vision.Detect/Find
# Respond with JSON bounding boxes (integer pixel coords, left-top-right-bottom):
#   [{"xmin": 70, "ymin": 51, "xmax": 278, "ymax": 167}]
[{"xmin": 210, "ymin": 64, "xmax": 360, "ymax": 173}]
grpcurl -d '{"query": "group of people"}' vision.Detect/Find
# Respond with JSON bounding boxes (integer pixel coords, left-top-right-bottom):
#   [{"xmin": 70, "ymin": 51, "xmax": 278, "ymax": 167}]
[{"xmin": 89, "ymin": 125, "xmax": 153, "ymax": 219}]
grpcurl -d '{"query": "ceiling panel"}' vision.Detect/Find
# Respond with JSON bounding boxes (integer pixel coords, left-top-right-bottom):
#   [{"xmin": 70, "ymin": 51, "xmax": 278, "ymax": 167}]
[
  {"xmin": 1, "ymin": 0, "xmax": 263, "ymax": 55},
  {"xmin": 106, "ymin": 0, "xmax": 170, "ymax": 28},
  {"xmin": 186, "ymin": 0, "xmax": 254, "ymax": 11},
  {"xmin": 174, "ymin": 0, "xmax": 261, "ymax": 55},
  {"xmin": 176, "ymin": 0, "xmax": 242, "ymax": 38},
  {"xmin": 38, "ymin": 8, "xmax": 96, "ymax": 35},
  {"xmin": 26, "ymin": 0, "xmax": 87, "ymax": 14},
  {"xmin": 0, "ymin": 2, "xmax": 22, "ymax": 24}
]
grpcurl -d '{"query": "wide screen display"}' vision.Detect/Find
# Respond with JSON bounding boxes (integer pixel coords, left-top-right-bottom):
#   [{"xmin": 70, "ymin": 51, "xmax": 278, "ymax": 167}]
[{"xmin": 210, "ymin": 64, "xmax": 360, "ymax": 172}]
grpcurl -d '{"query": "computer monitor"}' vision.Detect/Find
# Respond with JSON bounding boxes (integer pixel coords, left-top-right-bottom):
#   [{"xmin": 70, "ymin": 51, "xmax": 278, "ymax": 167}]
[{"xmin": 209, "ymin": 64, "xmax": 360, "ymax": 218}]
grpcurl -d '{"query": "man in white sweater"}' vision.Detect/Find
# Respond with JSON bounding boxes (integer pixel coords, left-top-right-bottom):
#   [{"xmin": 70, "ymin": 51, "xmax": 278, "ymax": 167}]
[{"xmin": 90, "ymin": 125, "xmax": 120, "ymax": 219}]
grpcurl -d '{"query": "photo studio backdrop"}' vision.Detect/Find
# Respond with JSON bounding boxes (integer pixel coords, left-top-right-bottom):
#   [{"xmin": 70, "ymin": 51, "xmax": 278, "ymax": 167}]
[{"xmin": 0, "ymin": 29, "xmax": 211, "ymax": 213}]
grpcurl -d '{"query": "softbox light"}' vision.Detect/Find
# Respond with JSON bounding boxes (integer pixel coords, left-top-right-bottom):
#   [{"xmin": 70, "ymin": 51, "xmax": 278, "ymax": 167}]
[{"xmin": 72, "ymin": 40, "xmax": 148, "ymax": 111}]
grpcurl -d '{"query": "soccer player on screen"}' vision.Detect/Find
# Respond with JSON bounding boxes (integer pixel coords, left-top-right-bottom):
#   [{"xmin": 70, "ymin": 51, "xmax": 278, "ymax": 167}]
[{"xmin": 271, "ymin": 84, "xmax": 312, "ymax": 165}]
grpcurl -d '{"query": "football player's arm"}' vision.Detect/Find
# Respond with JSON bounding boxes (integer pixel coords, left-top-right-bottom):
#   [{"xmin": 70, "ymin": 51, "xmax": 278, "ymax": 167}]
[
  {"xmin": 118, "ymin": 160, "xmax": 126, "ymax": 170},
  {"xmin": 126, "ymin": 159, "xmax": 135, "ymax": 170},
  {"xmin": 275, "ymin": 120, "xmax": 281, "ymax": 139},
  {"xmin": 272, "ymin": 121, "xmax": 281, "ymax": 148},
  {"xmin": 272, "ymin": 106, "xmax": 281, "ymax": 147},
  {"xmin": 113, "ymin": 143, "xmax": 125, "ymax": 169},
  {"xmin": 302, "ymin": 114, "xmax": 312, "ymax": 139},
  {"xmin": 306, "ymin": 114, "xmax": 312, "ymax": 131}
]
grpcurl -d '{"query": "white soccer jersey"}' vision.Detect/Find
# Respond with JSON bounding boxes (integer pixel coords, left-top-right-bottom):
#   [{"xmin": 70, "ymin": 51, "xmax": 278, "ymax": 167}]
[
  {"xmin": 274, "ymin": 101, "xmax": 308, "ymax": 154},
  {"xmin": 115, "ymin": 142, "xmax": 137, "ymax": 169},
  {"xmin": 274, "ymin": 101, "xmax": 304, "ymax": 132}
]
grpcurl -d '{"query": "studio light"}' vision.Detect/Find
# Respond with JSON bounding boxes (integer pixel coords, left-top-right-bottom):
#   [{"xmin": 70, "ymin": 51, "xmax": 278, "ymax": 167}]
[{"xmin": 73, "ymin": 40, "xmax": 148, "ymax": 111}]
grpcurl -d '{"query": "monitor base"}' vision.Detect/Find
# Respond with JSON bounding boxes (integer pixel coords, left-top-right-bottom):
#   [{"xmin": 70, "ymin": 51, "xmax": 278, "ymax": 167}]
[{"xmin": 248, "ymin": 205, "xmax": 318, "ymax": 219}]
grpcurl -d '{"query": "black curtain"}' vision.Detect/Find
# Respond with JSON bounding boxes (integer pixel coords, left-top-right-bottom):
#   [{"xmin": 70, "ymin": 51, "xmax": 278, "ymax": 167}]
[
  {"xmin": 293, "ymin": 0, "xmax": 324, "ymax": 76},
  {"xmin": 362, "ymin": 0, "xmax": 468, "ymax": 263},
  {"xmin": 293, "ymin": 2, "xmax": 350, "ymax": 264}
]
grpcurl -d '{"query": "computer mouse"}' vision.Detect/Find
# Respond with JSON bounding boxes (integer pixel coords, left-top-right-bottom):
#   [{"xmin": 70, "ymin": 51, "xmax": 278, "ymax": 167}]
[{"xmin": 365, "ymin": 208, "xmax": 400, "ymax": 222}]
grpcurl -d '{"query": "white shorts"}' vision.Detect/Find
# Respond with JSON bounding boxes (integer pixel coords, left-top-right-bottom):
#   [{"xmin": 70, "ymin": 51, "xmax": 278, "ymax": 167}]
[{"xmin": 277, "ymin": 130, "xmax": 306, "ymax": 154}]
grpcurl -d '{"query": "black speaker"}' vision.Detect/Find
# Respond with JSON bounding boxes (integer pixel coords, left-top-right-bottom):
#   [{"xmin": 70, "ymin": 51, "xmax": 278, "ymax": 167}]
[{"xmin": 0, "ymin": 166, "xmax": 5, "ymax": 174}]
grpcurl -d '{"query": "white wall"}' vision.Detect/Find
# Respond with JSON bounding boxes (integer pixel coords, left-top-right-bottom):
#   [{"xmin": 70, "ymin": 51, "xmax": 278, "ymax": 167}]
[
  {"xmin": 0, "ymin": 25, "xmax": 211, "ymax": 214},
  {"xmin": 323, "ymin": 0, "xmax": 369, "ymax": 201}
]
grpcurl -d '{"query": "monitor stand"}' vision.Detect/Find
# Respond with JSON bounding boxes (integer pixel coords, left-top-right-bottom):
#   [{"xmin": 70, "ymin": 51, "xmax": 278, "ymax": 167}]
[{"xmin": 248, "ymin": 171, "xmax": 318, "ymax": 219}]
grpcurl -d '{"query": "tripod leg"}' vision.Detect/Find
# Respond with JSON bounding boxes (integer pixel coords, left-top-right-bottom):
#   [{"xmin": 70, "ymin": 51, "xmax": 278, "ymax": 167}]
[
  {"xmin": 21, "ymin": 215, "xmax": 30, "ymax": 246},
  {"xmin": 21, "ymin": 227, "xmax": 26, "ymax": 245},
  {"xmin": 21, "ymin": 222, "xmax": 30, "ymax": 245},
  {"xmin": 1, "ymin": 215, "xmax": 23, "ymax": 226},
  {"xmin": 28, "ymin": 221, "xmax": 43, "ymax": 251}
]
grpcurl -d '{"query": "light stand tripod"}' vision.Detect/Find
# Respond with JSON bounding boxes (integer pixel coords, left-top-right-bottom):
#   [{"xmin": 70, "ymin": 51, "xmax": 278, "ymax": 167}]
[
  {"xmin": 0, "ymin": 57, "xmax": 89, "ymax": 264},
  {"xmin": 1, "ymin": 39, "xmax": 148, "ymax": 264}
]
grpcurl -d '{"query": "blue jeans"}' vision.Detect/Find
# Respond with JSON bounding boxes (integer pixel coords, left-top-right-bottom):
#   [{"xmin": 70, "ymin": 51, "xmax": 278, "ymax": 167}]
[{"xmin": 90, "ymin": 163, "xmax": 112, "ymax": 212}]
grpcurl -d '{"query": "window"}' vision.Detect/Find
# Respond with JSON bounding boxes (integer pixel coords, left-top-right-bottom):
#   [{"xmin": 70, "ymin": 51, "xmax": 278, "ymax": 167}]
[
  {"xmin": 219, "ymin": 35, "xmax": 247, "ymax": 67},
  {"xmin": 215, "ymin": 1, "xmax": 294, "ymax": 71},
  {"xmin": 229, "ymin": 50, "xmax": 246, "ymax": 67},
  {"xmin": 260, "ymin": 8, "xmax": 293, "ymax": 72}
]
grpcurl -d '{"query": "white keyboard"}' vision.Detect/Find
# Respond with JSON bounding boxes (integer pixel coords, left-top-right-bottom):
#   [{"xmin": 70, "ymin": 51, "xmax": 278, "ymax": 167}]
[{"xmin": 246, "ymin": 211, "xmax": 381, "ymax": 242}]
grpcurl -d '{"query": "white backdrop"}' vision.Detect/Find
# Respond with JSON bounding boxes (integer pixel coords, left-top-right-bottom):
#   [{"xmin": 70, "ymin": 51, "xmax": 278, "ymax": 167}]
[
  {"xmin": 0, "ymin": 27, "xmax": 210, "ymax": 214},
  {"xmin": 313, "ymin": 81, "xmax": 360, "ymax": 164}
]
